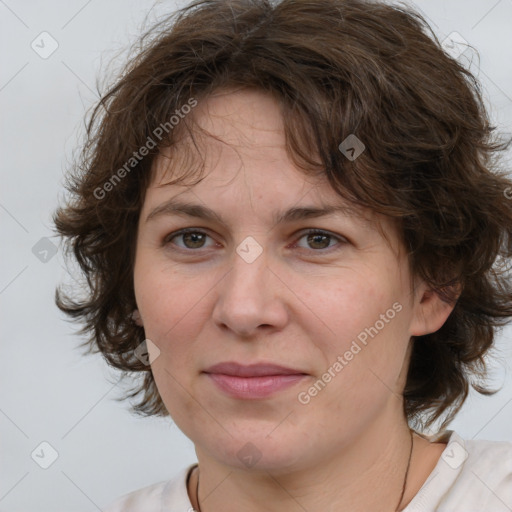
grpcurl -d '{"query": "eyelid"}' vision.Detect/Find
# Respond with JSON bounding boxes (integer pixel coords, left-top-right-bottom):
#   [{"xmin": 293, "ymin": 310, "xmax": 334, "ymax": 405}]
[
  {"xmin": 163, "ymin": 227, "xmax": 219, "ymax": 249},
  {"xmin": 163, "ymin": 226, "xmax": 348, "ymax": 254},
  {"xmin": 291, "ymin": 228, "xmax": 348, "ymax": 250}
]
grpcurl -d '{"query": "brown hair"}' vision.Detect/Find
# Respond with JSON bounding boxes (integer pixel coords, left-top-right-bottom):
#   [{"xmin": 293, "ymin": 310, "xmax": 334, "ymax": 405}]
[{"xmin": 53, "ymin": 0, "xmax": 512, "ymax": 431}]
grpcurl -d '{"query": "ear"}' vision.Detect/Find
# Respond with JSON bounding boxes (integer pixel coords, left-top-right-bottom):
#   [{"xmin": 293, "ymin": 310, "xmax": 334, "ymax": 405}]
[
  {"xmin": 409, "ymin": 279, "xmax": 460, "ymax": 337},
  {"xmin": 131, "ymin": 309, "xmax": 144, "ymax": 327}
]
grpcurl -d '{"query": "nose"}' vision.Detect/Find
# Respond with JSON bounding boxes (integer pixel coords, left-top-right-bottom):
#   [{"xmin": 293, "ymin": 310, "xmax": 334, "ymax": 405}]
[{"xmin": 211, "ymin": 244, "xmax": 289, "ymax": 338}]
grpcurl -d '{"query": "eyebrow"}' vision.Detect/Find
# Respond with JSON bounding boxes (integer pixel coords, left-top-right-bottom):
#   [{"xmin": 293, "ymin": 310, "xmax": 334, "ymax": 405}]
[{"xmin": 144, "ymin": 198, "xmax": 367, "ymax": 228}]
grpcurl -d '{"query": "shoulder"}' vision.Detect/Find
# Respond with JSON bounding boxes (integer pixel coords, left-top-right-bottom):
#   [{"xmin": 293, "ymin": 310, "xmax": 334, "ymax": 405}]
[
  {"xmin": 428, "ymin": 431, "xmax": 512, "ymax": 511},
  {"xmin": 461, "ymin": 434, "xmax": 512, "ymax": 493},
  {"xmin": 102, "ymin": 480, "xmax": 169, "ymax": 512},
  {"xmin": 406, "ymin": 431, "xmax": 512, "ymax": 512},
  {"xmin": 102, "ymin": 464, "xmax": 197, "ymax": 512}
]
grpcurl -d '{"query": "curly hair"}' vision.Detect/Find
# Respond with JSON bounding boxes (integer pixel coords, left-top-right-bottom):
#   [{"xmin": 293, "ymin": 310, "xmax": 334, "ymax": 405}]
[{"xmin": 53, "ymin": 0, "xmax": 512, "ymax": 432}]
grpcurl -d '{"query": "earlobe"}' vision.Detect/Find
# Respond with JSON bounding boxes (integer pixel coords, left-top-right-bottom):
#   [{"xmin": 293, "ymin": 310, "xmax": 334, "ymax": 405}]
[
  {"xmin": 409, "ymin": 283, "xmax": 459, "ymax": 337},
  {"xmin": 132, "ymin": 309, "xmax": 144, "ymax": 326}
]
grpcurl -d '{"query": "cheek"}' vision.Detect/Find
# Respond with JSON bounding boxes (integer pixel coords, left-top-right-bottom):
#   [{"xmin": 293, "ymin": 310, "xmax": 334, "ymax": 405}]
[
  {"xmin": 302, "ymin": 273, "xmax": 388, "ymax": 349},
  {"xmin": 134, "ymin": 252, "xmax": 202, "ymax": 330},
  {"xmin": 134, "ymin": 266, "xmax": 212, "ymax": 423},
  {"xmin": 137, "ymin": 280, "xmax": 206, "ymax": 357},
  {"xmin": 302, "ymin": 274, "xmax": 410, "ymax": 398},
  {"xmin": 133, "ymin": 257, "xmax": 206, "ymax": 380}
]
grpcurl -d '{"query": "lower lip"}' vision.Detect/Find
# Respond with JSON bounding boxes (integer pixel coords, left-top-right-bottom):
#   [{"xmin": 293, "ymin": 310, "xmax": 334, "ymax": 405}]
[{"xmin": 204, "ymin": 373, "xmax": 307, "ymax": 399}]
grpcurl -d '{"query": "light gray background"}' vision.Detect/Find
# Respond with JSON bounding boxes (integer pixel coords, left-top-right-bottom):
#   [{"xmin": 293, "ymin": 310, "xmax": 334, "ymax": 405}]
[{"xmin": 1, "ymin": 1, "xmax": 511, "ymax": 511}]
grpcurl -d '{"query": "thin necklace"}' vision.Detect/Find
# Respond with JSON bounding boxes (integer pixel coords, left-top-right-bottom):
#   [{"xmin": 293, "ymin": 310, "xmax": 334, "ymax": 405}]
[{"xmin": 194, "ymin": 429, "xmax": 414, "ymax": 512}]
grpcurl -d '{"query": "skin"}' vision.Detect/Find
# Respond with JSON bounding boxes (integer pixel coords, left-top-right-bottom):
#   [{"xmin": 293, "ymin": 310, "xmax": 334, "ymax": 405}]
[{"xmin": 133, "ymin": 88, "xmax": 454, "ymax": 512}]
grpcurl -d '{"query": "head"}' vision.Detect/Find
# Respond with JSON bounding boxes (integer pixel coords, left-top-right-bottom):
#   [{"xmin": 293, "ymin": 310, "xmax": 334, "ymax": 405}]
[{"xmin": 54, "ymin": 0, "xmax": 512, "ymax": 463}]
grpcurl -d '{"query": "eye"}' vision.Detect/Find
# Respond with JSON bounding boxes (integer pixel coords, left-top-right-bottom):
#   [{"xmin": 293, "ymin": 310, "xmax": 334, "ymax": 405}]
[
  {"xmin": 292, "ymin": 229, "xmax": 346, "ymax": 252},
  {"xmin": 163, "ymin": 228, "xmax": 347, "ymax": 253},
  {"xmin": 163, "ymin": 228, "xmax": 217, "ymax": 250}
]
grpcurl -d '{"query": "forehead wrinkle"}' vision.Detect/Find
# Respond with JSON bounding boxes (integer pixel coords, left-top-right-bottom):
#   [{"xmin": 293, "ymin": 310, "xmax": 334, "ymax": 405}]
[
  {"xmin": 145, "ymin": 110, "xmax": 379, "ymax": 236},
  {"xmin": 144, "ymin": 193, "xmax": 377, "ymax": 234}
]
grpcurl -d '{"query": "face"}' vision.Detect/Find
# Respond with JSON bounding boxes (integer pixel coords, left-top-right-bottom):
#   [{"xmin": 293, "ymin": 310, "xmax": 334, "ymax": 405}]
[{"xmin": 133, "ymin": 88, "xmax": 441, "ymax": 473}]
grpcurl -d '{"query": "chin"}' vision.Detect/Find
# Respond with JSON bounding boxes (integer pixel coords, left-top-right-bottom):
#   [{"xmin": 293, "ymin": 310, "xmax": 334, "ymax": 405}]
[{"xmin": 201, "ymin": 430, "xmax": 315, "ymax": 474}]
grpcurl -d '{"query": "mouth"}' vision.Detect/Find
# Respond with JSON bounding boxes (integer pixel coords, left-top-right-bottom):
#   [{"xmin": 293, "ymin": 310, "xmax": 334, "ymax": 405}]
[{"xmin": 202, "ymin": 361, "xmax": 309, "ymax": 399}]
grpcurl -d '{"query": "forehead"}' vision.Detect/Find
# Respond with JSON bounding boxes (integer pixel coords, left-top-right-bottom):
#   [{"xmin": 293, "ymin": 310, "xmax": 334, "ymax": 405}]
[
  {"xmin": 150, "ymin": 89, "xmax": 290, "ymax": 186},
  {"xmin": 184, "ymin": 87, "xmax": 287, "ymax": 147},
  {"xmin": 148, "ymin": 151, "xmax": 374, "ymax": 234},
  {"xmin": 150, "ymin": 88, "xmax": 332, "ymax": 198},
  {"xmin": 149, "ymin": 89, "xmax": 312, "ymax": 193},
  {"xmin": 143, "ymin": 88, "xmax": 398, "ymax": 242}
]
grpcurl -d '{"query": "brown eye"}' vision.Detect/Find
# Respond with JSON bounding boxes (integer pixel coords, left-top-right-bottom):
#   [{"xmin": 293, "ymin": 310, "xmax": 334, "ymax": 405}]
[
  {"xmin": 294, "ymin": 229, "xmax": 346, "ymax": 252},
  {"xmin": 164, "ymin": 229, "xmax": 215, "ymax": 250},
  {"xmin": 305, "ymin": 232, "xmax": 331, "ymax": 250}
]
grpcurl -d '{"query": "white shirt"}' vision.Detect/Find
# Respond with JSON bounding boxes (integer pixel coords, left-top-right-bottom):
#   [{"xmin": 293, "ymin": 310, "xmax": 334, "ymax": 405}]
[{"xmin": 102, "ymin": 431, "xmax": 512, "ymax": 511}]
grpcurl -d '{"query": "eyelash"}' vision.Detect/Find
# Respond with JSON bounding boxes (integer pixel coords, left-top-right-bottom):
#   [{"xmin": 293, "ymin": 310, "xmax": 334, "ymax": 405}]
[{"xmin": 162, "ymin": 228, "xmax": 347, "ymax": 254}]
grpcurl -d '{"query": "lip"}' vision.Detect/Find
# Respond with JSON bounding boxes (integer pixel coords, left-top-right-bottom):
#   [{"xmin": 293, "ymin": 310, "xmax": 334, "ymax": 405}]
[
  {"xmin": 203, "ymin": 361, "xmax": 307, "ymax": 377},
  {"xmin": 203, "ymin": 362, "xmax": 308, "ymax": 399}
]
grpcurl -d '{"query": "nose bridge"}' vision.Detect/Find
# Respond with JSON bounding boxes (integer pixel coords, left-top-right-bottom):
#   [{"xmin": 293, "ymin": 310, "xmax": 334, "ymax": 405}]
[
  {"xmin": 224, "ymin": 238, "xmax": 270, "ymax": 303},
  {"xmin": 212, "ymin": 237, "xmax": 288, "ymax": 335}
]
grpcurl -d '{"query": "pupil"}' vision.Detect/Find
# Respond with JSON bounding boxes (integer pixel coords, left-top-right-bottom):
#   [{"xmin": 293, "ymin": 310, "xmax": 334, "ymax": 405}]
[
  {"xmin": 184, "ymin": 232, "xmax": 205, "ymax": 248},
  {"xmin": 181, "ymin": 232, "xmax": 330, "ymax": 250},
  {"xmin": 308, "ymin": 233, "xmax": 329, "ymax": 249}
]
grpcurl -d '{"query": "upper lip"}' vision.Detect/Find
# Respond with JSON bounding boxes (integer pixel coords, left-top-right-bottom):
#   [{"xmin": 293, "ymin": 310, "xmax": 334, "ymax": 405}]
[{"xmin": 203, "ymin": 362, "xmax": 307, "ymax": 377}]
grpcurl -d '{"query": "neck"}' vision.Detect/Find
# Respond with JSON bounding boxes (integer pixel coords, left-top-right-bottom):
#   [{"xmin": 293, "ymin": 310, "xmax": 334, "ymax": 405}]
[{"xmin": 188, "ymin": 419, "xmax": 418, "ymax": 512}]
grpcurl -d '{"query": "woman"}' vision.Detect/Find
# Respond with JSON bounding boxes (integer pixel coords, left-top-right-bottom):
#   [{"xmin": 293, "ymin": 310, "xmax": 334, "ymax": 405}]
[{"xmin": 53, "ymin": 0, "xmax": 512, "ymax": 510}]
